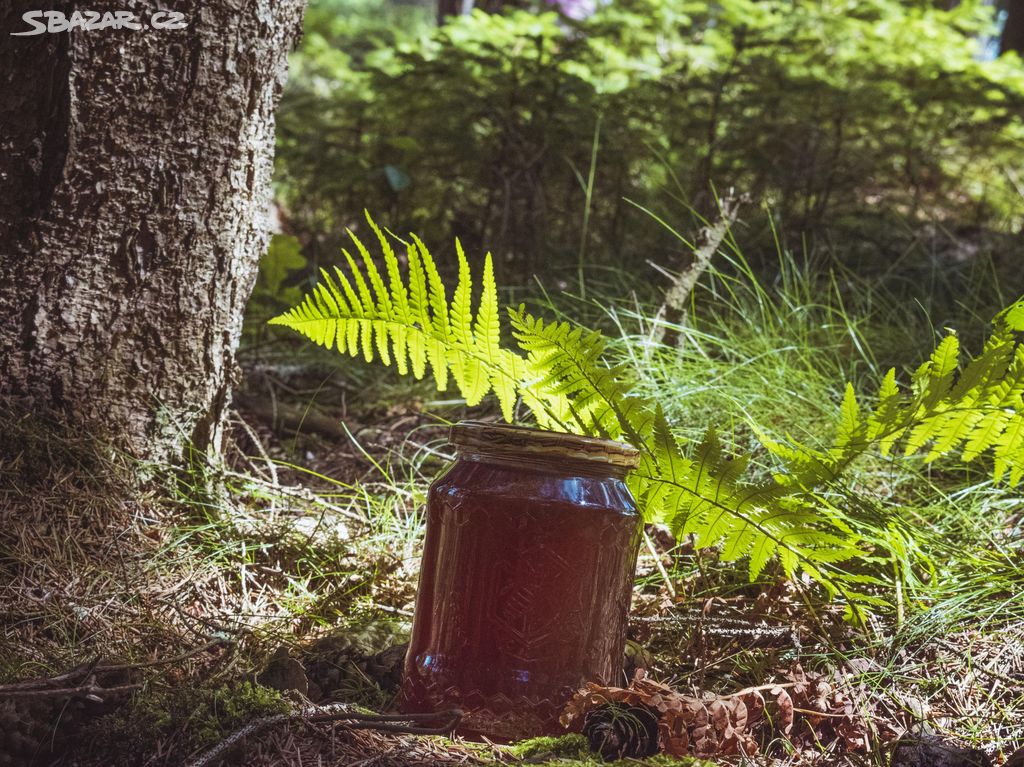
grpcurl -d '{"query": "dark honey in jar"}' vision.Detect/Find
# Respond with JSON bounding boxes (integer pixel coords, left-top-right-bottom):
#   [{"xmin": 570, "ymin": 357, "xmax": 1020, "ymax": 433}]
[{"xmin": 399, "ymin": 421, "xmax": 642, "ymax": 740}]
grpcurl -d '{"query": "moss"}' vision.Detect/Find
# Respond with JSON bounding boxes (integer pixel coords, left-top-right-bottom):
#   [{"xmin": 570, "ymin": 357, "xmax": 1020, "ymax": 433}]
[
  {"xmin": 523, "ymin": 757, "xmax": 713, "ymax": 766},
  {"xmin": 507, "ymin": 733, "xmax": 590, "ymax": 760},
  {"xmin": 85, "ymin": 680, "xmax": 289, "ymax": 764},
  {"xmin": 502, "ymin": 734, "xmax": 715, "ymax": 765}
]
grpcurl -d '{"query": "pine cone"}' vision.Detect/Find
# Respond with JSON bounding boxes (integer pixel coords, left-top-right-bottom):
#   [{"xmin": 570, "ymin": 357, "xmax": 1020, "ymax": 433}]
[{"xmin": 582, "ymin": 702, "xmax": 660, "ymax": 760}]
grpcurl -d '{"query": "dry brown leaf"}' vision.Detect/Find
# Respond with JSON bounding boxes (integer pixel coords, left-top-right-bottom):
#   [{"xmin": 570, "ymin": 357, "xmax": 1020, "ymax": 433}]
[
  {"xmin": 718, "ymin": 697, "xmax": 749, "ymax": 755},
  {"xmin": 691, "ymin": 704, "xmax": 717, "ymax": 756},
  {"xmin": 660, "ymin": 710, "xmax": 689, "ymax": 756},
  {"xmin": 770, "ymin": 686, "xmax": 796, "ymax": 735}
]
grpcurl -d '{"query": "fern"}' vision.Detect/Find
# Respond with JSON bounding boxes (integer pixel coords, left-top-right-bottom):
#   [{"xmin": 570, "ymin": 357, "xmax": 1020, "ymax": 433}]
[
  {"xmin": 640, "ymin": 410, "xmax": 864, "ymax": 584},
  {"xmin": 509, "ymin": 310, "xmax": 651, "ymax": 440},
  {"xmin": 271, "ymin": 218, "xmax": 1024, "ymax": 603},
  {"xmin": 269, "ymin": 213, "xmax": 528, "ymax": 423},
  {"xmin": 761, "ymin": 306, "xmax": 1024, "ymax": 490},
  {"xmin": 507, "ymin": 309, "xmax": 866, "ymax": 595}
]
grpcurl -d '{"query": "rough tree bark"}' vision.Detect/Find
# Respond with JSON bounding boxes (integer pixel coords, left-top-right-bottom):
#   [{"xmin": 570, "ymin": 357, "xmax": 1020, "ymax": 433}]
[{"xmin": 0, "ymin": 0, "xmax": 306, "ymax": 464}]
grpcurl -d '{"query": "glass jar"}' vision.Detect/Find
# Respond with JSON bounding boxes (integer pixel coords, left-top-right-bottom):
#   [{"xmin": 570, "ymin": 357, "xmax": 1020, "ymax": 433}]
[{"xmin": 399, "ymin": 421, "xmax": 642, "ymax": 741}]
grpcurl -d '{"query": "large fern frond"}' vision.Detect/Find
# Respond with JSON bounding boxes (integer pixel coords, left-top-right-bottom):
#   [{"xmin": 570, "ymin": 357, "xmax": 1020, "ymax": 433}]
[
  {"xmin": 638, "ymin": 409, "xmax": 864, "ymax": 585},
  {"xmin": 508, "ymin": 308, "xmax": 867, "ymax": 594},
  {"xmin": 269, "ymin": 213, "xmax": 527, "ymax": 422}
]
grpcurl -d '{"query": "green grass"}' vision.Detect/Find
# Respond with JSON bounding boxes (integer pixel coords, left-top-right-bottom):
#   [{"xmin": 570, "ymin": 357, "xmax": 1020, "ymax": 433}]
[
  {"xmin": 258, "ymin": 222, "xmax": 1019, "ymax": 608},
  {"xmin": 164, "ymin": 451, "xmax": 430, "ymax": 633}
]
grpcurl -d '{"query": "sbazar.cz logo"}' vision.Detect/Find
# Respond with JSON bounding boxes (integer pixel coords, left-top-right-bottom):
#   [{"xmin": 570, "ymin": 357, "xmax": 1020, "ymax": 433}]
[{"xmin": 11, "ymin": 10, "xmax": 188, "ymax": 35}]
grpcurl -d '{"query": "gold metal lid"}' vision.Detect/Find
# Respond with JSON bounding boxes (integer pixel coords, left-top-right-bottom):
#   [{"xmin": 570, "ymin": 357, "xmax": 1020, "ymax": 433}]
[{"xmin": 448, "ymin": 421, "xmax": 640, "ymax": 470}]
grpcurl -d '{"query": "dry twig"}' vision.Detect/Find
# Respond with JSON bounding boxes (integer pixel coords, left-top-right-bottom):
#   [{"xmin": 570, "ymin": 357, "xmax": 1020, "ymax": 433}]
[
  {"xmin": 0, "ymin": 637, "xmax": 231, "ymax": 695},
  {"xmin": 648, "ymin": 193, "xmax": 747, "ymax": 346},
  {"xmin": 185, "ymin": 706, "xmax": 463, "ymax": 767}
]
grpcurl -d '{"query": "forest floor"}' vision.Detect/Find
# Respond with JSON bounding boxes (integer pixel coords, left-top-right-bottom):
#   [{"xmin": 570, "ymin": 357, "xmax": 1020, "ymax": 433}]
[
  {"xmin": 3, "ymin": 248, "xmax": 1024, "ymax": 766},
  {"xmin": 1, "ymin": 360, "xmax": 1022, "ymax": 767}
]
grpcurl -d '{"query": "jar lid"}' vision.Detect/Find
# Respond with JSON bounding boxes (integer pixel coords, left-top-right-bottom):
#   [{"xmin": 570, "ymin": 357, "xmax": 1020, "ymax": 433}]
[{"xmin": 449, "ymin": 421, "xmax": 640, "ymax": 470}]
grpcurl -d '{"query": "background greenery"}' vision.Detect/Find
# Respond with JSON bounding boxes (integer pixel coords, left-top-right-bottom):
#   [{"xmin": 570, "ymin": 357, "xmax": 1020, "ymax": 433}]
[
  {"xmin": 272, "ymin": 0, "xmax": 1024, "ymax": 286},
  {"xmin": 256, "ymin": 0, "xmax": 1024, "ymax": 627}
]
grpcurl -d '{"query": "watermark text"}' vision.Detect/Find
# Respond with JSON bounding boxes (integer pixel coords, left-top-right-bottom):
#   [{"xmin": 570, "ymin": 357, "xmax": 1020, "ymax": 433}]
[{"xmin": 11, "ymin": 10, "xmax": 187, "ymax": 35}]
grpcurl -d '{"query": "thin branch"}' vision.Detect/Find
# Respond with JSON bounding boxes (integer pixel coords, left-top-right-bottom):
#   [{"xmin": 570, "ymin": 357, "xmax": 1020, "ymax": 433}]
[
  {"xmin": 0, "ymin": 637, "xmax": 231, "ymax": 694},
  {"xmin": 650, "ymin": 193, "xmax": 747, "ymax": 347},
  {"xmin": 0, "ymin": 682, "xmax": 142, "ymax": 701},
  {"xmin": 185, "ymin": 706, "xmax": 463, "ymax": 767}
]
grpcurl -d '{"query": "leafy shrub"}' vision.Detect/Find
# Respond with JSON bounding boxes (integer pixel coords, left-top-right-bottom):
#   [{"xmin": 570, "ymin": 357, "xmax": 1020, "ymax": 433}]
[
  {"xmin": 275, "ymin": 0, "xmax": 1024, "ymax": 280},
  {"xmin": 270, "ymin": 216, "xmax": 1024, "ymax": 605},
  {"xmin": 253, "ymin": 234, "xmax": 309, "ymax": 311}
]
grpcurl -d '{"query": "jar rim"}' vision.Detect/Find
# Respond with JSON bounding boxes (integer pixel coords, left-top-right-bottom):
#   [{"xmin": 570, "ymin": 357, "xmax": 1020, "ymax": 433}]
[{"xmin": 448, "ymin": 420, "xmax": 640, "ymax": 470}]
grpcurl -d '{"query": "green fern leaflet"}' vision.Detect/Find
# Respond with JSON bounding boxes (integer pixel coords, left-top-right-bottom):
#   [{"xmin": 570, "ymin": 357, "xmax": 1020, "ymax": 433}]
[{"xmin": 268, "ymin": 214, "xmax": 526, "ymax": 422}]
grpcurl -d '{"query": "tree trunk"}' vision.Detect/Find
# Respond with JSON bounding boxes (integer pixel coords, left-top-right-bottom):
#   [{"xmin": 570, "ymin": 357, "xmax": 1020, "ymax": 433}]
[
  {"xmin": 0, "ymin": 0, "xmax": 305, "ymax": 464},
  {"xmin": 437, "ymin": 0, "xmax": 462, "ymax": 24},
  {"xmin": 438, "ymin": 0, "xmax": 525, "ymax": 25},
  {"xmin": 1001, "ymin": 0, "xmax": 1024, "ymax": 55}
]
